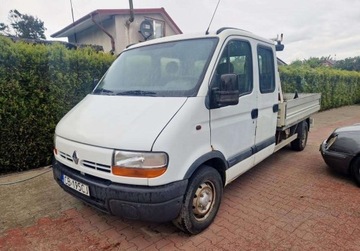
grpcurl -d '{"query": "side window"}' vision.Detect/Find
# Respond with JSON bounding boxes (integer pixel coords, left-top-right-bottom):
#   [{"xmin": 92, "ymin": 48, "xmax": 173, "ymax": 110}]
[
  {"xmin": 215, "ymin": 40, "xmax": 253, "ymax": 95},
  {"xmin": 257, "ymin": 46, "xmax": 275, "ymax": 93}
]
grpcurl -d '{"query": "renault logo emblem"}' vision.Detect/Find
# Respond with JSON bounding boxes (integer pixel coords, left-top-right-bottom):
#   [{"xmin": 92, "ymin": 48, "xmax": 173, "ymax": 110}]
[{"xmin": 72, "ymin": 151, "xmax": 79, "ymax": 164}]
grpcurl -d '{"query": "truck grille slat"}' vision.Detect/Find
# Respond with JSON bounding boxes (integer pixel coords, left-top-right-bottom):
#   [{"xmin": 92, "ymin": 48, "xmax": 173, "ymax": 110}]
[
  {"xmin": 59, "ymin": 151, "xmax": 111, "ymax": 173},
  {"xmin": 82, "ymin": 160, "xmax": 111, "ymax": 173},
  {"xmin": 59, "ymin": 151, "xmax": 73, "ymax": 162}
]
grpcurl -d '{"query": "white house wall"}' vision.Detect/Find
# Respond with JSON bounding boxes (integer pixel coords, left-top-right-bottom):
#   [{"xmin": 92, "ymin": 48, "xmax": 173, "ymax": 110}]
[
  {"xmin": 114, "ymin": 15, "xmax": 141, "ymax": 53},
  {"xmin": 80, "ymin": 18, "xmax": 116, "ymax": 53},
  {"xmin": 114, "ymin": 13, "xmax": 178, "ymax": 54},
  {"xmin": 68, "ymin": 13, "xmax": 179, "ymax": 55}
]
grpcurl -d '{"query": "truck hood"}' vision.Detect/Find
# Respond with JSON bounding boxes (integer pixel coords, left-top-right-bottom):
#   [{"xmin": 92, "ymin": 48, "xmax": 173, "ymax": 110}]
[{"xmin": 56, "ymin": 95, "xmax": 187, "ymax": 150}]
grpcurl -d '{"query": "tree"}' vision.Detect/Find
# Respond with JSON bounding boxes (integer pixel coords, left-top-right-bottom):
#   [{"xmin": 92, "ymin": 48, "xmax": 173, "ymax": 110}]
[
  {"xmin": 0, "ymin": 22, "xmax": 9, "ymax": 34},
  {"xmin": 289, "ymin": 56, "xmax": 334, "ymax": 68},
  {"xmin": 305, "ymin": 57, "xmax": 326, "ymax": 68},
  {"xmin": 335, "ymin": 56, "xmax": 360, "ymax": 72},
  {"xmin": 2, "ymin": 9, "xmax": 46, "ymax": 39}
]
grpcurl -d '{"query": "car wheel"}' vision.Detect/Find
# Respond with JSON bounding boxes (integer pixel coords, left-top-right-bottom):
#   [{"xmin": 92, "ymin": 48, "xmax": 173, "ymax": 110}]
[
  {"xmin": 351, "ymin": 157, "xmax": 360, "ymax": 187},
  {"xmin": 172, "ymin": 165, "xmax": 223, "ymax": 235},
  {"xmin": 291, "ymin": 121, "xmax": 308, "ymax": 151}
]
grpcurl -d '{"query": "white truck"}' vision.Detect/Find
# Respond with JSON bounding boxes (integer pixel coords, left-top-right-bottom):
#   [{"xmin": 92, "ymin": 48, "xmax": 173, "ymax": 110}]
[{"xmin": 52, "ymin": 28, "xmax": 321, "ymax": 234}]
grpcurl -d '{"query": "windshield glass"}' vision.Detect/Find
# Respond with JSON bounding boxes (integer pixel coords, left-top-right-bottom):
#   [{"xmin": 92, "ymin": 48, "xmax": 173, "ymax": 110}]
[{"xmin": 93, "ymin": 38, "xmax": 218, "ymax": 97}]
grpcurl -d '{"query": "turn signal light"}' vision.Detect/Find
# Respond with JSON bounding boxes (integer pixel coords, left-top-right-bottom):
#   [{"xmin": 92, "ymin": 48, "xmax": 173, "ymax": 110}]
[{"xmin": 112, "ymin": 166, "xmax": 167, "ymax": 178}]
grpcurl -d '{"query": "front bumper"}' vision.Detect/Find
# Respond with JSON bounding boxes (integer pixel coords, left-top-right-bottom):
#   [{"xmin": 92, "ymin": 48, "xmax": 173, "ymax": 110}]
[
  {"xmin": 319, "ymin": 140, "xmax": 353, "ymax": 174},
  {"xmin": 53, "ymin": 159, "xmax": 188, "ymax": 222}
]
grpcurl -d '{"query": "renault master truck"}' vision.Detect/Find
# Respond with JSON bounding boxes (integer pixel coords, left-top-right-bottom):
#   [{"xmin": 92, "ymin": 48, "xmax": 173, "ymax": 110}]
[{"xmin": 53, "ymin": 28, "xmax": 321, "ymax": 234}]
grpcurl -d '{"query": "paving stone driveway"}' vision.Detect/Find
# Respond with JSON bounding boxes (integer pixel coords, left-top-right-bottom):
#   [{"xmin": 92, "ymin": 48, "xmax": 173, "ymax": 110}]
[{"xmin": 1, "ymin": 105, "xmax": 360, "ymax": 250}]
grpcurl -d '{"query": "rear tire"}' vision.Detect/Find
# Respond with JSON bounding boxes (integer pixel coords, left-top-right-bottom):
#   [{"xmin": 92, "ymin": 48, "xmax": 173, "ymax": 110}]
[
  {"xmin": 291, "ymin": 121, "xmax": 308, "ymax": 151},
  {"xmin": 351, "ymin": 157, "xmax": 360, "ymax": 187},
  {"xmin": 172, "ymin": 165, "xmax": 223, "ymax": 235}
]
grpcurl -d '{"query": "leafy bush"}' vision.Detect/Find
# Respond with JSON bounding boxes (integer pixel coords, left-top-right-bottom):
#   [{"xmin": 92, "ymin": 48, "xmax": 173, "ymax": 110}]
[
  {"xmin": 0, "ymin": 36, "xmax": 114, "ymax": 173},
  {"xmin": 280, "ymin": 65, "xmax": 360, "ymax": 110}
]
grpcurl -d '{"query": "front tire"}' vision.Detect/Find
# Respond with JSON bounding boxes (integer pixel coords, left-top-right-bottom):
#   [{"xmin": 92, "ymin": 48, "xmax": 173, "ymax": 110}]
[
  {"xmin": 173, "ymin": 165, "xmax": 223, "ymax": 235},
  {"xmin": 291, "ymin": 121, "xmax": 308, "ymax": 151},
  {"xmin": 351, "ymin": 157, "xmax": 360, "ymax": 187}
]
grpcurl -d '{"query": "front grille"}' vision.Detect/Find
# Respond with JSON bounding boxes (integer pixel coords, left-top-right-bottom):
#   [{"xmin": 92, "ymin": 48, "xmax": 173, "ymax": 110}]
[
  {"xmin": 82, "ymin": 160, "xmax": 111, "ymax": 173},
  {"xmin": 58, "ymin": 151, "xmax": 111, "ymax": 173},
  {"xmin": 59, "ymin": 151, "xmax": 73, "ymax": 162}
]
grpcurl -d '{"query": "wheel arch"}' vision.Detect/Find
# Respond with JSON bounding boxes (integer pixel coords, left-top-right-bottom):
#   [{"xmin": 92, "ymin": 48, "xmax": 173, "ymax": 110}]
[
  {"xmin": 305, "ymin": 118, "xmax": 310, "ymax": 130},
  {"xmin": 349, "ymin": 153, "xmax": 360, "ymax": 173},
  {"xmin": 298, "ymin": 118, "xmax": 310, "ymax": 133},
  {"xmin": 183, "ymin": 151, "xmax": 227, "ymax": 186}
]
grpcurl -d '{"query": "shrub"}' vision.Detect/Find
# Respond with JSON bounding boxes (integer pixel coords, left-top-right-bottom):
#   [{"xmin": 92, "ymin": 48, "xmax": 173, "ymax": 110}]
[
  {"xmin": 279, "ymin": 65, "xmax": 360, "ymax": 110},
  {"xmin": 0, "ymin": 36, "xmax": 114, "ymax": 173}
]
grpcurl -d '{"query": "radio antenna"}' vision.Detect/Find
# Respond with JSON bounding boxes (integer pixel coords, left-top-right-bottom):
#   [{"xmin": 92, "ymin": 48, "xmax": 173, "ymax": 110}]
[{"xmin": 205, "ymin": 0, "xmax": 221, "ymax": 35}]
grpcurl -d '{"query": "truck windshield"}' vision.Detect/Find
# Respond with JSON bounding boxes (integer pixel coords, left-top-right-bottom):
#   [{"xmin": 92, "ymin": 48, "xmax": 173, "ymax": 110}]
[{"xmin": 93, "ymin": 38, "xmax": 218, "ymax": 97}]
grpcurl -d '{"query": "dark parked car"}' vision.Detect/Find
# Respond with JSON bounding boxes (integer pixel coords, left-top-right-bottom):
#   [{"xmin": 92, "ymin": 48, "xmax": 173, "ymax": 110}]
[{"xmin": 320, "ymin": 123, "xmax": 360, "ymax": 187}]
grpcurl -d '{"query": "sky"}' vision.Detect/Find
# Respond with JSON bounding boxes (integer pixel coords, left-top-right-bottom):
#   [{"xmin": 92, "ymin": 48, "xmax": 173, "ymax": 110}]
[{"xmin": 1, "ymin": 0, "xmax": 360, "ymax": 63}]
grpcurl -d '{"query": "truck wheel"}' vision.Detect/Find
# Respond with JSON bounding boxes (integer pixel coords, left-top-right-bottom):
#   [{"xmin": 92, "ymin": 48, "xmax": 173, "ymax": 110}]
[
  {"xmin": 350, "ymin": 157, "xmax": 360, "ymax": 187},
  {"xmin": 172, "ymin": 165, "xmax": 223, "ymax": 235},
  {"xmin": 291, "ymin": 121, "xmax": 308, "ymax": 151}
]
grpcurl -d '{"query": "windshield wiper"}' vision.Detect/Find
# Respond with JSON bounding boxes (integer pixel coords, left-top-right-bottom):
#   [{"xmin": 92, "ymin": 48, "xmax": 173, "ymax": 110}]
[
  {"xmin": 116, "ymin": 90, "xmax": 156, "ymax": 96},
  {"xmin": 93, "ymin": 88, "xmax": 115, "ymax": 95}
]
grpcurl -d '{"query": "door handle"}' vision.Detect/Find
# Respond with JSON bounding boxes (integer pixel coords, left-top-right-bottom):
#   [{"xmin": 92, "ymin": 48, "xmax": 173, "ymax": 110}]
[
  {"xmin": 251, "ymin": 109, "xmax": 258, "ymax": 119},
  {"xmin": 273, "ymin": 104, "xmax": 279, "ymax": 113}
]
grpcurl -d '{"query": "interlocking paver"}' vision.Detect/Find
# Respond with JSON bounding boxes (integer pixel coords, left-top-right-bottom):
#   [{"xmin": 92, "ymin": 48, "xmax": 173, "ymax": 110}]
[{"xmin": 1, "ymin": 105, "xmax": 360, "ymax": 250}]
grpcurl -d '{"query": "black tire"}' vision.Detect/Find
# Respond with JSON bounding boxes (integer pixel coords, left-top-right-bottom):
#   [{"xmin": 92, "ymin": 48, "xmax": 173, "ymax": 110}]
[
  {"xmin": 172, "ymin": 165, "xmax": 223, "ymax": 235},
  {"xmin": 291, "ymin": 121, "xmax": 308, "ymax": 151},
  {"xmin": 350, "ymin": 157, "xmax": 360, "ymax": 187}
]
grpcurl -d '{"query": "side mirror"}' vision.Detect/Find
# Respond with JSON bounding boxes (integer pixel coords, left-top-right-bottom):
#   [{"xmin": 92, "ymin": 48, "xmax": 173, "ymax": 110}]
[
  {"xmin": 211, "ymin": 74, "xmax": 239, "ymax": 108},
  {"xmin": 275, "ymin": 43, "xmax": 284, "ymax": 51}
]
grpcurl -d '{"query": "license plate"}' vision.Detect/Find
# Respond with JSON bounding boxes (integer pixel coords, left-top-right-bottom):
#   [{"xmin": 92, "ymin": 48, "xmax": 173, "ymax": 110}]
[{"xmin": 62, "ymin": 174, "xmax": 90, "ymax": 196}]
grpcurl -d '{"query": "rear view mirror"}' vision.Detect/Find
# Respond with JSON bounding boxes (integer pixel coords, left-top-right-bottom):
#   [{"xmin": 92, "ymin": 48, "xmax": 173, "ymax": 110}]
[{"xmin": 211, "ymin": 74, "xmax": 239, "ymax": 108}]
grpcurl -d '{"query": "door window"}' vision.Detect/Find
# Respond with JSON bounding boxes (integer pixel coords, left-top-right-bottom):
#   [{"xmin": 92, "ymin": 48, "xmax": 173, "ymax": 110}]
[
  {"xmin": 214, "ymin": 40, "xmax": 253, "ymax": 96},
  {"xmin": 257, "ymin": 46, "xmax": 275, "ymax": 93}
]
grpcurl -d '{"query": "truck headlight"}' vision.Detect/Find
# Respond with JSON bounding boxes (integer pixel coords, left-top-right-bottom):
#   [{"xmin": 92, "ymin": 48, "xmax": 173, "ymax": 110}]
[{"xmin": 112, "ymin": 150, "xmax": 168, "ymax": 178}]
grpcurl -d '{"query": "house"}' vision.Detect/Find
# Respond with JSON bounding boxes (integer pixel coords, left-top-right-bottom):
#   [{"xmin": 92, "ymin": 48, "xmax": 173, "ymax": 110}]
[
  {"xmin": 321, "ymin": 59, "xmax": 335, "ymax": 67},
  {"xmin": 51, "ymin": 8, "xmax": 182, "ymax": 54}
]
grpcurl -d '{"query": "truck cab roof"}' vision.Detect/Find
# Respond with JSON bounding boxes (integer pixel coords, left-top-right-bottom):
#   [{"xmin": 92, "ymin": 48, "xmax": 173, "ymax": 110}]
[{"xmin": 126, "ymin": 27, "xmax": 275, "ymax": 51}]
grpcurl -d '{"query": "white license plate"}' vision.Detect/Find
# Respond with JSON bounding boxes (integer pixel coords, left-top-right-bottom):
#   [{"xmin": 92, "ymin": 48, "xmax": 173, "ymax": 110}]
[{"xmin": 62, "ymin": 174, "xmax": 90, "ymax": 196}]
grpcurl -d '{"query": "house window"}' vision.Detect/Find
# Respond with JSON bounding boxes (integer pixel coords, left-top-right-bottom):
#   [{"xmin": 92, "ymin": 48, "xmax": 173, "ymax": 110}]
[{"xmin": 145, "ymin": 18, "xmax": 165, "ymax": 39}]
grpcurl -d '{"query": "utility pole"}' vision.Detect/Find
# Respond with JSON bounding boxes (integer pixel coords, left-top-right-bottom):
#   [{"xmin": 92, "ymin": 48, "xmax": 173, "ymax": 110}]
[{"xmin": 69, "ymin": 0, "xmax": 78, "ymax": 43}]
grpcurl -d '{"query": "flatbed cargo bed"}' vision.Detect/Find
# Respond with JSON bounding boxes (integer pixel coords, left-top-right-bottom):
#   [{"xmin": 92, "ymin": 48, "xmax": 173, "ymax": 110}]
[{"xmin": 277, "ymin": 93, "xmax": 321, "ymax": 129}]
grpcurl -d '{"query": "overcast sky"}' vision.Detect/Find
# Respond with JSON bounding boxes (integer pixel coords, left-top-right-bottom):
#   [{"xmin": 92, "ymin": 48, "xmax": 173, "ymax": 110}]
[{"xmin": 1, "ymin": 0, "xmax": 360, "ymax": 63}]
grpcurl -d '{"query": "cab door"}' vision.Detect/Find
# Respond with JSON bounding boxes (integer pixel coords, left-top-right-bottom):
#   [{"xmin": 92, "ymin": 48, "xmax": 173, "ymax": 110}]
[
  {"xmin": 253, "ymin": 45, "xmax": 278, "ymax": 164},
  {"xmin": 209, "ymin": 39, "xmax": 258, "ymax": 184}
]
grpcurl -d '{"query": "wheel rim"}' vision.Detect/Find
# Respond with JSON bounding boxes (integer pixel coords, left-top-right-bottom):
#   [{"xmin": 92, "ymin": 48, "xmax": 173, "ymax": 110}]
[{"xmin": 192, "ymin": 181, "xmax": 215, "ymax": 221}]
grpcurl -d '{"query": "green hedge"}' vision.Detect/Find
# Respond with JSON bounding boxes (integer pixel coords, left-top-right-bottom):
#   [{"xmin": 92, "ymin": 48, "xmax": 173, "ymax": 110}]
[
  {"xmin": 279, "ymin": 65, "xmax": 360, "ymax": 110},
  {"xmin": 0, "ymin": 36, "xmax": 114, "ymax": 173}
]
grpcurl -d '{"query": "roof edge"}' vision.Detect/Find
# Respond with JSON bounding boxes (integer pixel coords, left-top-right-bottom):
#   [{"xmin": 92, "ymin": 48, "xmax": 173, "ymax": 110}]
[{"xmin": 51, "ymin": 8, "xmax": 182, "ymax": 38}]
